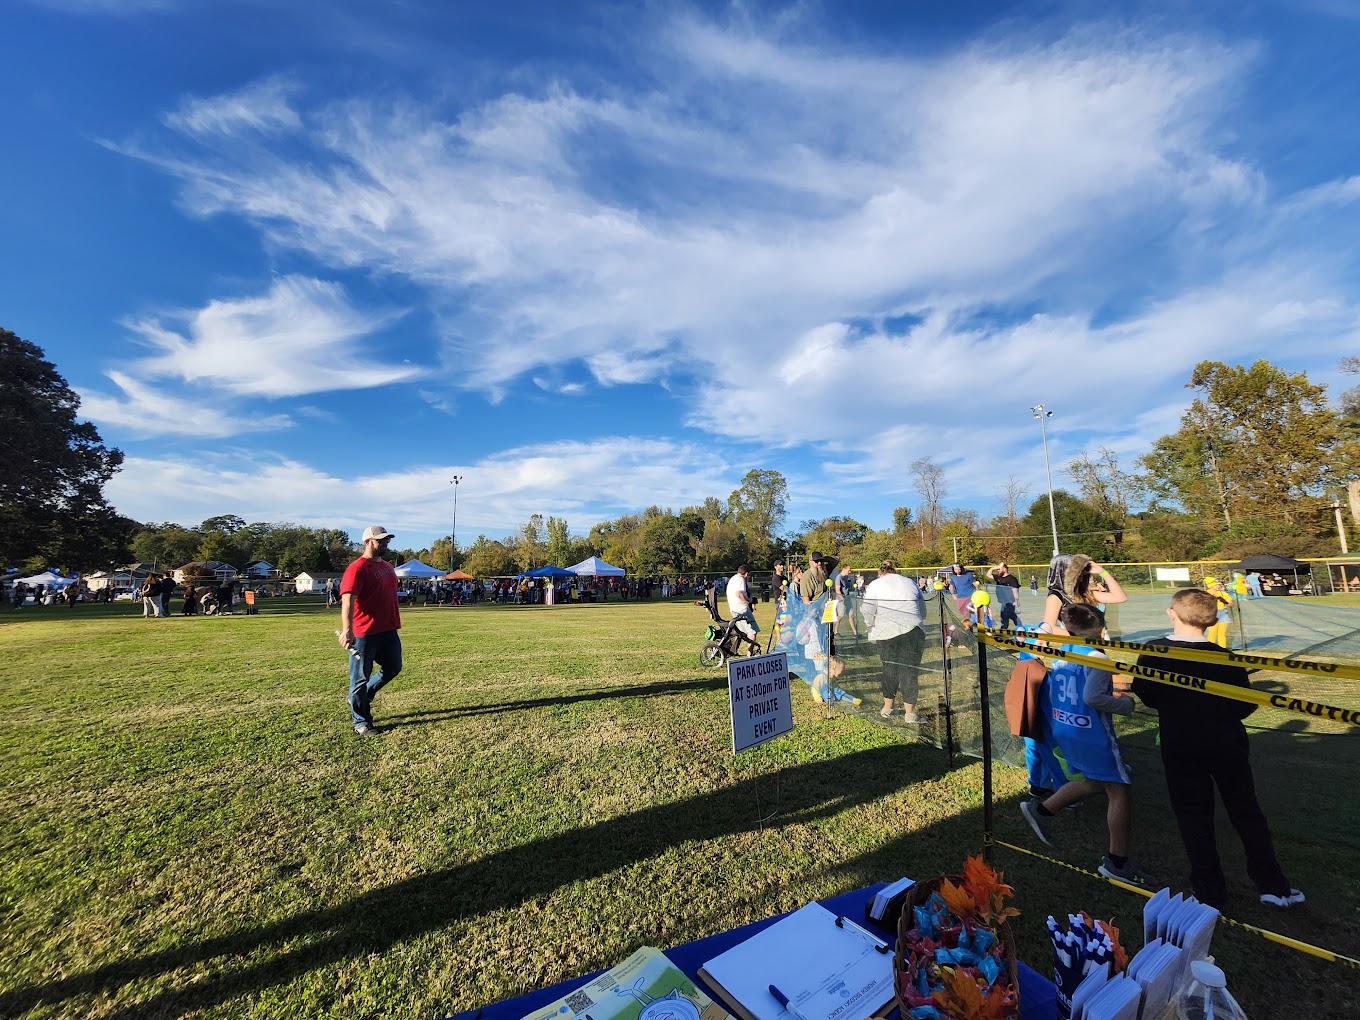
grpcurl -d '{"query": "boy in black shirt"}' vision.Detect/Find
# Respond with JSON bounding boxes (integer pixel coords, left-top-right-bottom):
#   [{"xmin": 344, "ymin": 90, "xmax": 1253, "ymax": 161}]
[{"xmin": 1133, "ymin": 588, "xmax": 1303, "ymax": 910}]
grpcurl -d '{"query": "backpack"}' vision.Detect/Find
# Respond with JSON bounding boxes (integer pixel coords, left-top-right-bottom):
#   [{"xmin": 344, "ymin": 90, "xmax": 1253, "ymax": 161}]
[{"xmin": 1004, "ymin": 658, "xmax": 1048, "ymax": 739}]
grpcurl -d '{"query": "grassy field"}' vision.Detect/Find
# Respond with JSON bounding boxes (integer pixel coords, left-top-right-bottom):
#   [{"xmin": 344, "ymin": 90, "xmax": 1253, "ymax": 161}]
[{"xmin": 1, "ymin": 596, "xmax": 1358, "ymax": 1018}]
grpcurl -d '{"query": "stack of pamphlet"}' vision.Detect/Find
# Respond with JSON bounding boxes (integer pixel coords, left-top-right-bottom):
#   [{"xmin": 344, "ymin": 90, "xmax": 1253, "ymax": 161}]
[{"xmin": 519, "ymin": 947, "xmax": 729, "ymax": 1020}]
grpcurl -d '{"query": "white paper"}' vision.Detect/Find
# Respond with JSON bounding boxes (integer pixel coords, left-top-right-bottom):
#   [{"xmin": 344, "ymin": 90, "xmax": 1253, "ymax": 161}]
[
  {"xmin": 1069, "ymin": 964, "xmax": 1108, "ymax": 1020},
  {"xmin": 1143, "ymin": 888, "xmax": 1170, "ymax": 945},
  {"xmin": 701, "ymin": 902, "xmax": 894, "ymax": 1020}
]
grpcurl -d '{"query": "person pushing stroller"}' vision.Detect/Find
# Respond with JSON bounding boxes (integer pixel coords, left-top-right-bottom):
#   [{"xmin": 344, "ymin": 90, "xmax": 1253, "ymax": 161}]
[{"xmin": 725, "ymin": 564, "xmax": 764, "ymax": 656}]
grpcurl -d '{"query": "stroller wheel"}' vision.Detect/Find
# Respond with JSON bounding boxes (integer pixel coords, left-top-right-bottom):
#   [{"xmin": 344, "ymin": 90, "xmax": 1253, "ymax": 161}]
[{"xmin": 699, "ymin": 641, "xmax": 726, "ymax": 669}]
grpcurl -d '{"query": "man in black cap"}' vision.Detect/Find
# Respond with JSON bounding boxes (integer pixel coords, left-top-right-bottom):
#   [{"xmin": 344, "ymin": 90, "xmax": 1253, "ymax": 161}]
[{"xmin": 769, "ymin": 560, "xmax": 787, "ymax": 611}]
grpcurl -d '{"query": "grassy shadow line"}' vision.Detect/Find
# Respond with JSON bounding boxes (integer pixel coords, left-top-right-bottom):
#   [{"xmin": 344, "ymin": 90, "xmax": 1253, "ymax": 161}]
[
  {"xmin": 378, "ymin": 676, "xmax": 731, "ymax": 728},
  {"xmin": 2, "ymin": 742, "xmax": 955, "ymax": 1019}
]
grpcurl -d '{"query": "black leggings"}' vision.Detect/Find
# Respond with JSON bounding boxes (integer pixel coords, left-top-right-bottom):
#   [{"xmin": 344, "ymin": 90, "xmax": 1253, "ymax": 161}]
[{"xmin": 877, "ymin": 629, "xmax": 926, "ymax": 703}]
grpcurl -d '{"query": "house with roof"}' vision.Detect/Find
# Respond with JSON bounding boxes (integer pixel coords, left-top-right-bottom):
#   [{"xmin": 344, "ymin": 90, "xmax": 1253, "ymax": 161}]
[
  {"xmin": 174, "ymin": 561, "xmax": 240, "ymax": 584},
  {"xmin": 295, "ymin": 570, "xmax": 344, "ymax": 593}
]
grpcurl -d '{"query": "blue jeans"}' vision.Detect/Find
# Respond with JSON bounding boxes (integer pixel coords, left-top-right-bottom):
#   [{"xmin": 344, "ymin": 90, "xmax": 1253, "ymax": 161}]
[{"xmin": 348, "ymin": 630, "xmax": 402, "ymax": 728}]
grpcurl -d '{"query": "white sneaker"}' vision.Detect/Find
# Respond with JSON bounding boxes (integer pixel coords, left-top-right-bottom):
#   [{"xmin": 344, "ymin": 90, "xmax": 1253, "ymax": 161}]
[
  {"xmin": 880, "ymin": 706, "xmax": 895, "ymax": 718},
  {"xmin": 900, "ymin": 711, "xmax": 920, "ymax": 724},
  {"xmin": 1260, "ymin": 888, "xmax": 1305, "ymax": 907}
]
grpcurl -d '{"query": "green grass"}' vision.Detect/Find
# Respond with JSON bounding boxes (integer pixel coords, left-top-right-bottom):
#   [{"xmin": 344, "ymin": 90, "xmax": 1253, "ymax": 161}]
[{"xmin": 1, "ymin": 597, "xmax": 1358, "ymax": 1018}]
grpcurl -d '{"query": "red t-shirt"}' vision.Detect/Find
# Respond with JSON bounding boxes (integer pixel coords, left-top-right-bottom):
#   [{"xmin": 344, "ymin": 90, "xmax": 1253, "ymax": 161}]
[{"xmin": 340, "ymin": 556, "xmax": 401, "ymax": 636}]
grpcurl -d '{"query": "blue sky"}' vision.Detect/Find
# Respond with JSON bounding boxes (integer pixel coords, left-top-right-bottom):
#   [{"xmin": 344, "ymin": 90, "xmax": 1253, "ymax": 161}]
[{"xmin": 5, "ymin": 0, "xmax": 1360, "ymax": 551}]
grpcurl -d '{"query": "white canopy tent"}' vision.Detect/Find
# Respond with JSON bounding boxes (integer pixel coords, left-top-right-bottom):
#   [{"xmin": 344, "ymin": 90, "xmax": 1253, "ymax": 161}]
[
  {"xmin": 567, "ymin": 556, "xmax": 626, "ymax": 577},
  {"xmin": 393, "ymin": 559, "xmax": 446, "ymax": 579},
  {"xmin": 15, "ymin": 570, "xmax": 75, "ymax": 587}
]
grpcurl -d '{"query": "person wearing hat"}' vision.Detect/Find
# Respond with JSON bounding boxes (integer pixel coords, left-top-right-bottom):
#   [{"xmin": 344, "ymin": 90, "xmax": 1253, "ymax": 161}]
[
  {"xmin": 769, "ymin": 559, "xmax": 787, "ymax": 612},
  {"xmin": 338, "ymin": 525, "xmax": 403, "ymax": 736},
  {"xmin": 798, "ymin": 552, "xmax": 828, "ymax": 605}
]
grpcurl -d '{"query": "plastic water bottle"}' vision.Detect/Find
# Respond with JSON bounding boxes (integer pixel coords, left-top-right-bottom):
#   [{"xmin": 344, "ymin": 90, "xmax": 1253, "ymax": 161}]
[{"xmin": 1175, "ymin": 960, "xmax": 1246, "ymax": 1020}]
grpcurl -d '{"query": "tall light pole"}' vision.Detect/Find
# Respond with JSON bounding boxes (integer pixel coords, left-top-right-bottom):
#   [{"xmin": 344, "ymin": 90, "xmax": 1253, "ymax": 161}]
[
  {"xmin": 449, "ymin": 476, "xmax": 463, "ymax": 572},
  {"xmin": 1032, "ymin": 405, "xmax": 1059, "ymax": 558}
]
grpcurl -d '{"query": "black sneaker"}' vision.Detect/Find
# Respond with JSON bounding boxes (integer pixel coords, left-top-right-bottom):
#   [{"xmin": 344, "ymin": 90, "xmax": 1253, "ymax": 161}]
[
  {"xmin": 1098, "ymin": 856, "xmax": 1153, "ymax": 885},
  {"xmin": 1020, "ymin": 799, "xmax": 1053, "ymax": 847}
]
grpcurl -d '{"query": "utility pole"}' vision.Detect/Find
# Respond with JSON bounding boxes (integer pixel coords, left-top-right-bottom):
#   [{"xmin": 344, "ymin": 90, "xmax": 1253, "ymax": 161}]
[
  {"xmin": 1032, "ymin": 405, "xmax": 1060, "ymax": 557},
  {"xmin": 450, "ymin": 476, "xmax": 463, "ymax": 572},
  {"xmin": 1336, "ymin": 503, "xmax": 1351, "ymax": 555}
]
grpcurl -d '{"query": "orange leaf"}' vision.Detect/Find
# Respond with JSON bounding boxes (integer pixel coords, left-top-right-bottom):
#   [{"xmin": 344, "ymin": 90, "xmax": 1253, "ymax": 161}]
[
  {"xmin": 1095, "ymin": 919, "xmax": 1129, "ymax": 974},
  {"xmin": 931, "ymin": 965, "xmax": 983, "ymax": 1018},
  {"xmin": 961, "ymin": 855, "xmax": 1017, "ymax": 928},
  {"xmin": 977, "ymin": 983, "xmax": 1016, "ymax": 1020},
  {"xmin": 940, "ymin": 878, "xmax": 977, "ymax": 922}
]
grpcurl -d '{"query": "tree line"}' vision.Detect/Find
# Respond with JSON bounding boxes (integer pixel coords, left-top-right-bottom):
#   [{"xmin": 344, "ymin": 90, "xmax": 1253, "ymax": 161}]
[{"xmin": 4, "ymin": 322, "xmax": 1358, "ymax": 576}]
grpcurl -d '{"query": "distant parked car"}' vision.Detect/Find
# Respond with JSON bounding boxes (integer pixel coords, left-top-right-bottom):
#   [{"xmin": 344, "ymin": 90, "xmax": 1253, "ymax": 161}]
[{"xmin": 113, "ymin": 590, "xmax": 136, "ymax": 602}]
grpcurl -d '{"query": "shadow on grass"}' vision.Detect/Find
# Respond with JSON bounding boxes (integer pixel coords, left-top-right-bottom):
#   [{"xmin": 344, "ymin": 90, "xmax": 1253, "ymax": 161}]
[
  {"xmin": 378, "ymin": 676, "xmax": 732, "ymax": 728},
  {"xmin": 1, "ymin": 743, "xmax": 960, "ymax": 1019}
]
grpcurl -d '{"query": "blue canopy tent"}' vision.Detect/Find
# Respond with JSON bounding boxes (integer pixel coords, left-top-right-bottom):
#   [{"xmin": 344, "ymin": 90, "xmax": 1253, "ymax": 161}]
[{"xmin": 523, "ymin": 566, "xmax": 577, "ymax": 579}]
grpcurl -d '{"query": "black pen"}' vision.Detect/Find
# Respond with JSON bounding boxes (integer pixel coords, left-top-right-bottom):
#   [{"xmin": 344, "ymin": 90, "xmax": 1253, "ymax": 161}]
[{"xmin": 834, "ymin": 915, "xmax": 890, "ymax": 953}]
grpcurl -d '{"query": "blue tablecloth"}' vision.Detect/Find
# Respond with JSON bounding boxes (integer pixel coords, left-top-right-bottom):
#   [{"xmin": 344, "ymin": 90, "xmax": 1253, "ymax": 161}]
[{"xmin": 449, "ymin": 882, "xmax": 1056, "ymax": 1020}]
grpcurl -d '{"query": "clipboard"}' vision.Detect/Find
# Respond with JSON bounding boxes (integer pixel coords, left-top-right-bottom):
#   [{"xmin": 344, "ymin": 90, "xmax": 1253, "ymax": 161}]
[{"xmin": 697, "ymin": 902, "xmax": 896, "ymax": 1020}]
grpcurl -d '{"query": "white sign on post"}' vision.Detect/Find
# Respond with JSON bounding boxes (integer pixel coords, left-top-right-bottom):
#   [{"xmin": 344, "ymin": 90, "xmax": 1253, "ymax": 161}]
[{"xmin": 728, "ymin": 652, "xmax": 793, "ymax": 753}]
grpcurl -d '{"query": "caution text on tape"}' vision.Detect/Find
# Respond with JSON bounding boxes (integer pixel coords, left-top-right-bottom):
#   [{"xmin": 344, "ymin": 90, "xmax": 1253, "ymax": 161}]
[{"xmin": 978, "ymin": 629, "xmax": 1360, "ymax": 728}]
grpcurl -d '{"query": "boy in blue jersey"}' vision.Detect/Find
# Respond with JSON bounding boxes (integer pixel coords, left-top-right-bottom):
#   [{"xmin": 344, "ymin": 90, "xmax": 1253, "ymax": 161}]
[
  {"xmin": 1014, "ymin": 624, "xmax": 1069, "ymax": 798},
  {"xmin": 1020, "ymin": 603, "xmax": 1151, "ymax": 885}
]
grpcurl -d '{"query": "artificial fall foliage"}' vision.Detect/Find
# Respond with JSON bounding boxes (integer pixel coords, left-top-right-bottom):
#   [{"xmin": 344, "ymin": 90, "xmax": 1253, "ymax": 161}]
[
  {"xmin": 930, "ymin": 965, "xmax": 1013, "ymax": 1020},
  {"xmin": 900, "ymin": 857, "xmax": 1021, "ymax": 1020},
  {"xmin": 961, "ymin": 855, "xmax": 1021, "ymax": 928},
  {"xmin": 1080, "ymin": 912, "xmax": 1130, "ymax": 973}
]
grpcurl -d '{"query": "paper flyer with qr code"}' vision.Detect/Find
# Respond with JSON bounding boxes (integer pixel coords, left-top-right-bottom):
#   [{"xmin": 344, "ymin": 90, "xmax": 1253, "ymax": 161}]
[{"xmin": 518, "ymin": 947, "xmax": 729, "ymax": 1020}]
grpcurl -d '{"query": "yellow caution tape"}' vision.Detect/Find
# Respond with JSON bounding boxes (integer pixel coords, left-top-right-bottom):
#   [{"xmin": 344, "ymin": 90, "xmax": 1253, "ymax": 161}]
[
  {"xmin": 985, "ymin": 627, "xmax": 1360, "ymax": 681},
  {"xmin": 986, "ymin": 837, "xmax": 1360, "ymax": 970},
  {"xmin": 978, "ymin": 629, "xmax": 1360, "ymax": 727}
]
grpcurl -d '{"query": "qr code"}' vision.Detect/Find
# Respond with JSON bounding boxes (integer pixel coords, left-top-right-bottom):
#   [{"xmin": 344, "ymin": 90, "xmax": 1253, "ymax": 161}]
[{"xmin": 564, "ymin": 989, "xmax": 595, "ymax": 1015}]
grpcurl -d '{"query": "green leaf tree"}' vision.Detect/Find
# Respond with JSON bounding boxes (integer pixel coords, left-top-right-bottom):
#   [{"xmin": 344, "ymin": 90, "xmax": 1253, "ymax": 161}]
[
  {"xmin": 463, "ymin": 535, "xmax": 517, "ymax": 577},
  {"xmin": 637, "ymin": 514, "xmax": 695, "ymax": 574},
  {"xmin": 0, "ymin": 329, "xmax": 125, "ymax": 568},
  {"xmin": 1141, "ymin": 360, "xmax": 1341, "ymax": 526},
  {"xmin": 727, "ymin": 469, "xmax": 788, "ymax": 565},
  {"xmin": 545, "ymin": 516, "xmax": 572, "ymax": 567}
]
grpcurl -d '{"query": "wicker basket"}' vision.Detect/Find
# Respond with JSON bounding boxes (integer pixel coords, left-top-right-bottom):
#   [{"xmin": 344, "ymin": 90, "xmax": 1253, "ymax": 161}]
[{"xmin": 892, "ymin": 875, "xmax": 1021, "ymax": 1019}]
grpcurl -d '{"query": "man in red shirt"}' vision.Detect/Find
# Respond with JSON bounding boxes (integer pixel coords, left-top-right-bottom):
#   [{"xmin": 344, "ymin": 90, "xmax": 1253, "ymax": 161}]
[{"xmin": 338, "ymin": 525, "xmax": 402, "ymax": 736}]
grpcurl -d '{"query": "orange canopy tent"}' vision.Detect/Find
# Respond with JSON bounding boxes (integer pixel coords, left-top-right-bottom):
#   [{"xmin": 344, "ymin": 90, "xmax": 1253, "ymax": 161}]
[{"xmin": 446, "ymin": 569, "xmax": 476, "ymax": 581}]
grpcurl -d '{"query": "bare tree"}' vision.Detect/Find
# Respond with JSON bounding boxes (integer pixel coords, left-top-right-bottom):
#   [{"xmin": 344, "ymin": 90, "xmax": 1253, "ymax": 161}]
[
  {"xmin": 990, "ymin": 475, "xmax": 1030, "ymax": 559},
  {"xmin": 1068, "ymin": 446, "xmax": 1145, "ymax": 527},
  {"xmin": 910, "ymin": 457, "xmax": 947, "ymax": 548}
]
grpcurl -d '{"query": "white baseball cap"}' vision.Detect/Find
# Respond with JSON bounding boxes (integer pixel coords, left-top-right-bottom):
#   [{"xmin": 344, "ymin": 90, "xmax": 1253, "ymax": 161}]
[{"xmin": 362, "ymin": 525, "xmax": 395, "ymax": 543}]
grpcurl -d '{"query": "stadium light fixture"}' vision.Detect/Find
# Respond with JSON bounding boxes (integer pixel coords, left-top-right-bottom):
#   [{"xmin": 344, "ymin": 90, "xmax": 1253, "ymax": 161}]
[
  {"xmin": 450, "ymin": 476, "xmax": 464, "ymax": 572},
  {"xmin": 1032, "ymin": 405, "xmax": 1059, "ymax": 558}
]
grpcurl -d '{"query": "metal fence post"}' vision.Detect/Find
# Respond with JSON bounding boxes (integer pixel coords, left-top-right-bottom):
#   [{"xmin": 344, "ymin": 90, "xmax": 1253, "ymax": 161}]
[
  {"xmin": 938, "ymin": 590, "xmax": 955, "ymax": 768},
  {"xmin": 978, "ymin": 628, "xmax": 993, "ymax": 863}
]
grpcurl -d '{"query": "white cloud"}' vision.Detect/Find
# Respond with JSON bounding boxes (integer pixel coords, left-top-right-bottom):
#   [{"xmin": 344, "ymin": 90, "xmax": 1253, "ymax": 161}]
[
  {"xmin": 124, "ymin": 23, "xmax": 1257, "ymax": 398},
  {"xmin": 119, "ymin": 276, "xmax": 415, "ymax": 399},
  {"xmin": 78, "ymin": 372, "xmax": 293, "ymax": 438},
  {"xmin": 107, "ymin": 15, "xmax": 1360, "ymax": 518},
  {"xmin": 104, "ymin": 437, "xmax": 747, "ymax": 542},
  {"xmin": 164, "ymin": 77, "xmax": 301, "ymax": 137}
]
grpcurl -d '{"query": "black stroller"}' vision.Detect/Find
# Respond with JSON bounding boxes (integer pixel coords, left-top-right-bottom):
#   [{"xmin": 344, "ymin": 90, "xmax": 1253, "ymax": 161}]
[{"xmin": 698, "ymin": 581, "xmax": 762, "ymax": 668}]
